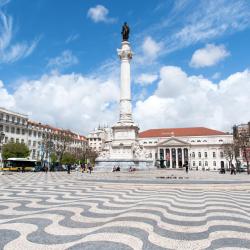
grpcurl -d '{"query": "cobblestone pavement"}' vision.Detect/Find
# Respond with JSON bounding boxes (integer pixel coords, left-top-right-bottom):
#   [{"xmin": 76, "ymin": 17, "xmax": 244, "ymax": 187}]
[{"xmin": 0, "ymin": 172, "xmax": 250, "ymax": 250}]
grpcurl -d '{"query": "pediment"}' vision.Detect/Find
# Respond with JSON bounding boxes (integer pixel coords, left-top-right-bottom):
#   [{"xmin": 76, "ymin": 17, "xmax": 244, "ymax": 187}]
[{"xmin": 157, "ymin": 137, "xmax": 190, "ymax": 147}]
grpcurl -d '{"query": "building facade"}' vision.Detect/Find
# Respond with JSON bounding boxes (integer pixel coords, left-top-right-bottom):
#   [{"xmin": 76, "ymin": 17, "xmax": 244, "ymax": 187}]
[
  {"xmin": 88, "ymin": 126, "xmax": 234, "ymax": 170},
  {"xmin": 0, "ymin": 107, "xmax": 87, "ymax": 162},
  {"xmin": 139, "ymin": 127, "xmax": 233, "ymax": 170}
]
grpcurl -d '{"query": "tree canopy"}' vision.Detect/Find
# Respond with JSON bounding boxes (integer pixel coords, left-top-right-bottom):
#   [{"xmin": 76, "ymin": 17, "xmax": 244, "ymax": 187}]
[
  {"xmin": 61, "ymin": 152, "xmax": 76, "ymax": 165},
  {"xmin": 2, "ymin": 142, "xmax": 30, "ymax": 160}
]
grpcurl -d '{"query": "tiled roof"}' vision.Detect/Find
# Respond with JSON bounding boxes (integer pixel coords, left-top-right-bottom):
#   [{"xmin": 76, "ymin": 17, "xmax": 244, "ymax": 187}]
[{"xmin": 139, "ymin": 127, "xmax": 226, "ymax": 138}]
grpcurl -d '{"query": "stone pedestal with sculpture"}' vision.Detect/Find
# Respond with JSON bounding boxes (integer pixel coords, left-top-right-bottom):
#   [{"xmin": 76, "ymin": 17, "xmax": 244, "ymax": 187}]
[{"xmin": 94, "ymin": 23, "xmax": 153, "ymax": 171}]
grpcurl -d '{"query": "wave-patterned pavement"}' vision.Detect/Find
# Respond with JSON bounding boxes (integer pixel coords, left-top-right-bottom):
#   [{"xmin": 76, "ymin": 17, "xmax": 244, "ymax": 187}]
[{"xmin": 0, "ymin": 172, "xmax": 250, "ymax": 250}]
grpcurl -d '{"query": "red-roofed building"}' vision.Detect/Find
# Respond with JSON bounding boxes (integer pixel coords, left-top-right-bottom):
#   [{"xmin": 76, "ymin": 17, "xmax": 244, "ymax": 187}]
[{"xmin": 138, "ymin": 127, "xmax": 233, "ymax": 170}]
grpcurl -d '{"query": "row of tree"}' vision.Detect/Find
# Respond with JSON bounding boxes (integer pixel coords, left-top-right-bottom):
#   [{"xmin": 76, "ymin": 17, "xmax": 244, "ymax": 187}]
[{"xmin": 1, "ymin": 131, "xmax": 98, "ymax": 165}]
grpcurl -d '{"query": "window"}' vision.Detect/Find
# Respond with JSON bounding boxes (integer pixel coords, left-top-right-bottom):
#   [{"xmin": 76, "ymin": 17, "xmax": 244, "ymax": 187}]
[
  {"xmin": 16, "ymin": 128, "xmax": 20, "ymax": 134},
  {"xmin": 38, "ymin": 132, "xmax": 41, "ymax": 137},
  {"xmin": 12, "ymin": 116, "xmax": 15, "ymax": 123},
  {"xmin": 220, "ymin": 152, "xmax": 224, "ymax": 158},
  {"xmin": 204, "ymin": 152, "xmax": 208, "ymax": 158},
  {"xmin": 0, "ymin": 125, "xmax": 3, "ymax": 131},
  {"xmin": 33, "ymin": 131, "xmax": 37, "ymax": 137},
  {"xmin": 198, "ymin": 152, "xmax": 201, "ymax": 158},
  {"xmin": 28, "ymin": 140, "xmax": 31, "ymax": 146},
  {"xmin": 192, "ymin": 152, "xmax": 195, "ymax": 158},
  {"xmin": 213, "ymin": 161, "xmax": 216, "ymax": 166},
  {"xmin": 197, "ymin": 140, "xmax": 201, "ymax": 142},
  {"xmin": 205, "ymin": 161, "xmax": 208, "ymax": 166},
  {"xmin": 219, "ymin": 139, "xmax": 223, "ymax": 142},
  {"xmin": 5, "ymin": 137, "xmax": 8, "ymax": 143},
  {"xmin": 21, "ymin": 139, "xmax": 24, "ymax": 144},
  {"xmin": 199, "ymin": 161, "xmax": 202, "ymax": 166},
  {"xmin": 193, "ymin": 161, "xmax": 195, "ymax": 166},
  {"xmin": 33, "ymin": 141, "xmax": 36, "ymax": 146},
  {"xmin": 191, "ymin": 140, "xmax": 195, "ymax": 142},
  {"xmin": 10, "ymin": 137, "xmax": 14, "ymax": 142},
  {"xmin": 213, "ymin": 152, "xmax": 216, "ymax": 158},
  {"xmin": 6, "ymin": 115, "xmax": 9, "ymax": 121},
  {"xmin": 203, "ymin": 140, "xmax": 207, "ymax": 142},
  {"xmin": 0, "ymin": 113, "xmax": 3, "ymax": 120},
  {"xmin": 11, "ymin": 127, "xmax": 15, "ymax": 133},
  {"xmin": 16, "ymin": 138, "xmax": 19, "ymax": 143},
  {"xmin": 29, "ymin": 130, "xmax": 32, "ymax": 136},
  {"xmin": 22, "ymin": 129, "xmax": 25, "ymax": 135},
  {"xmin": 17, "ymin": 117, "xmax": 20, "ymax": 124}
]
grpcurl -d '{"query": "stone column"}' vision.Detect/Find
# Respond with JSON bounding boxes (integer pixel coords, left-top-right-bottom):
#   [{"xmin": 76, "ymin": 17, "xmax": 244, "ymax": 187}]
[
  {"xmin": 169, "ymin": 148, "xmax": 172, "ymax": 168},
  {"xmin": 182, "ymin": 148, "xmax": 184, "ymax": 166},
  {"xmin": 117, "ymin": 41, "xmax": 133, "ymax": 123}
]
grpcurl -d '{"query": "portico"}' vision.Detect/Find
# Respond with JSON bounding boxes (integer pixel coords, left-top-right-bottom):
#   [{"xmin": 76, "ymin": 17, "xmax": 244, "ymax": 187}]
[{"xmin": 156, "ymin": 137, "xmax": 190, "ymax": 168}]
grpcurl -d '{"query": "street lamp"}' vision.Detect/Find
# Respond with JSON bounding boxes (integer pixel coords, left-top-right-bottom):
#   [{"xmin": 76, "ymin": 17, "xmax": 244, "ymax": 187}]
[{"xmin": 0, "ymin": 132, "xmax": 5, "ymax": 171}]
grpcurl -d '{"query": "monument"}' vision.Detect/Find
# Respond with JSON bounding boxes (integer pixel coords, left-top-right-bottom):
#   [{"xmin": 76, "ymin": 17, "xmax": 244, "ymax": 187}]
[{"xmin": 94, "ymin": 23, "xmax": 153, "ymax": 171}]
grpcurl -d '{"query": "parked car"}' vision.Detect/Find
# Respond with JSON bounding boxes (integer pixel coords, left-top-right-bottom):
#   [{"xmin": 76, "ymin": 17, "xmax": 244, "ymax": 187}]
[
  {"xmin": 238, "ymin": 165, "xmax": 248, "ymax": 172},
  {"xmin": 54, "ymin": 165, "xmax": 66, "ymax": 171},
  {"xmin": 33, "ymin": 165, "xmax": 45, "ymax": 172}
]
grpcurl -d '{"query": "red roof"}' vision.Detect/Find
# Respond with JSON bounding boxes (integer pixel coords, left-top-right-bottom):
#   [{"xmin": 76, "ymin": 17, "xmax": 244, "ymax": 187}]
[{"xmin": 139, "ymin": 127, "xmax": 226, "ymax": 138}]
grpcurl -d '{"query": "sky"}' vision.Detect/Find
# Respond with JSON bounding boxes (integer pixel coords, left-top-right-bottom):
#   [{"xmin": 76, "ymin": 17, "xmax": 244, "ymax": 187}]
[{"xmin": 0, "ymin": 0, "xmax": 250, "ymax": 135}]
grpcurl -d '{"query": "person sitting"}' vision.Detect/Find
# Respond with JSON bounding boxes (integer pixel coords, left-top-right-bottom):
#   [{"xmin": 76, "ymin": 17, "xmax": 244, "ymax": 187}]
[{"xmin": 129, "ymin": 166, "xmax": 136, "ymax": 172}]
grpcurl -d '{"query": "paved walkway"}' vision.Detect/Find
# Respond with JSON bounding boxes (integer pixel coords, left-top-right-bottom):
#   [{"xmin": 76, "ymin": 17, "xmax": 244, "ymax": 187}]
[{"xmin": 0, "ymin": 172, "xmax": 250, "ymax": 249}]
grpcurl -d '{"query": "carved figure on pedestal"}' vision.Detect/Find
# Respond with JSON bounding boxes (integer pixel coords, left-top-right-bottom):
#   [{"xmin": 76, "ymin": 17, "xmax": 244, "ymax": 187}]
[{"xmin": 121, "ymin": 22, "xmax": 130, "ymax": 41}]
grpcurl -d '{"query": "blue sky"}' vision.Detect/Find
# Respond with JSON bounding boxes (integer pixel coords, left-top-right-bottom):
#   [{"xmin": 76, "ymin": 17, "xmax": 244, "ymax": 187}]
[{"xmin": 1, "ymin": 0, "xmax": 250, "ymax": 134}]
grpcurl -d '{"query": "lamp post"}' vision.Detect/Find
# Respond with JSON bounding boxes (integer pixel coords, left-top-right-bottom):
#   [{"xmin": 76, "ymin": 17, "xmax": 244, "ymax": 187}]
[{"xmin": 0, "ymin": 132, "xmax": 5, "ymax": 171}]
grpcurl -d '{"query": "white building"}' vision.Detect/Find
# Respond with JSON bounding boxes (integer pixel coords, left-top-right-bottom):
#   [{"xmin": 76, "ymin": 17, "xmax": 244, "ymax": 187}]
[
  {"xmin": 0, "ymin": 107, "xmax": 87, "ymax": 162},
  {"xmin": 0, "ymin": 107, "xmax": 28, "ymax": 161},
  {"xmin": 139, "ymin": 127, "xmax": 233, "ymax": 170},
  {"xmin": 87, "ymin": 126, "xmax": 112, "ymax": 152}
]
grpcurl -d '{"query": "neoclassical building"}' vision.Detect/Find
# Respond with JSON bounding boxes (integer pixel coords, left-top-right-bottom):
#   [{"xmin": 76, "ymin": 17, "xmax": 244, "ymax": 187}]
[{"xmin": 139, "ymin": 127, "xmax": 233, "ymax": 170}]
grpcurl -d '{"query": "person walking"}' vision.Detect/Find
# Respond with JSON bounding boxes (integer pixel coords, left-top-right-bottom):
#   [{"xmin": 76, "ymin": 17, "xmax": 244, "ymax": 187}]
[
  {"xmin": 231, "ymin": 163, "xmax": 236, "ymax": 175},
  {"xmin": 183, "ymin": 161, "xmax": 188, "ymax": 173},
  {"xmin": 88, "ymin": 162, "xmax": 92, "ymax": 174},
  {"xmin": 67, "ymin": 164, "xmax": 71, "ymax": 174},
  {"xmin": 44, "ymin": 164, "xmax": 48, "ymax": 173}
]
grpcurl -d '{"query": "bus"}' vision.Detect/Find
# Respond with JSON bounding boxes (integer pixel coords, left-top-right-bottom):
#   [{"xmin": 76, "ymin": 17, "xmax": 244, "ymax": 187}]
[{"xmin": 2, "ymin": 158, "xmax": 36, "ymax": 172}]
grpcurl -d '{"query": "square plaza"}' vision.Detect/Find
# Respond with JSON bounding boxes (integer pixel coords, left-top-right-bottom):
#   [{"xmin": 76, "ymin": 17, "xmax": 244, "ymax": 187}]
[{"xmin": 0, "ymin": 171, "xmax": 250, "ymax": 250}]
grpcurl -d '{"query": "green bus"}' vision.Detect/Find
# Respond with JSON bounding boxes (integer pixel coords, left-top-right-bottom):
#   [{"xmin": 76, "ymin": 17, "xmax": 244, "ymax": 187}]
[{"xmin": 2, "ymin": 158, "xmax": 36, "ymax": 172}]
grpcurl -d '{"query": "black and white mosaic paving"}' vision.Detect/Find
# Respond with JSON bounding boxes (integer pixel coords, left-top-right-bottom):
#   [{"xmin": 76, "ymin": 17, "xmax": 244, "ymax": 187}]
[{"xmin": 0, "ymin": 172, "xmax": 250, "ymax": 250}]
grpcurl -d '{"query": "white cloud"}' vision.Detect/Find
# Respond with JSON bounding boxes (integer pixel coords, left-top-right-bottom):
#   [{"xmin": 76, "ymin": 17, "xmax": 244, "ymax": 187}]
[
  {"xmin": 48, "ymin": 50, "xmax": 79, "ymax": 70},
  {"xmin": 0, "ymin": 73, "xmax": 119, "ymax": 134},
  {"xmin": 0, "ymin": 80, "xmax": 15, "ymax": 108},
  {"xmin": 0, "ymin": 9, "xmax": 38, "ymax": 64},
  {"xmin": 142, "ymin": 36, "xmax": 162, "ymax": 61},
  {"xmin": 65, "ymin": 33, "xmax": 79, "ymax": 44},
  {"xmin": 212, "ymin": 72, "xmax": 221, "ymax": 80},
  {"xmin": 190, "ymin": 44, "xmax": 230, "ymax": 68},
  {"xmin": 0, "ymin": 66, "xmax": 250, "ymax": 135},
  {"xmin": 87, "ymin": 5, "xmax": 115, "ymax": 23},
  {"xmin": 134, "ymin": 66, "xmax": 250, "ymax": 132},
  {"xmin": 144, "ymin": 0, "xmax": 250, "ymax": 55},
  {"xmin": 135, "ymin": 73, "xmax": 158, "ymax": 86}
]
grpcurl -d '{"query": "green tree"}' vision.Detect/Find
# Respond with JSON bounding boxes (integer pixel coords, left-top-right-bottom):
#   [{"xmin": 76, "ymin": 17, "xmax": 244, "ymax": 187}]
[
  {"xmin": 2, "ymin": 142, "xmax": 30, "ymax": 160},
  {"xmin": 50, "ymin": 152, "xmax": 58, "ymax": 164},
  {"xmin": 61, "ymin": 152, "xmax": 76, "ymax": 165}
]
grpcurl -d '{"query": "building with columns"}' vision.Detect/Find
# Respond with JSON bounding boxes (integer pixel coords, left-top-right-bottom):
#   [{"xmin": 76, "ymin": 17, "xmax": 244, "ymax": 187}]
[{"xmin": 139, "ymin": 127, "xmax": 233, "ymax": 170}]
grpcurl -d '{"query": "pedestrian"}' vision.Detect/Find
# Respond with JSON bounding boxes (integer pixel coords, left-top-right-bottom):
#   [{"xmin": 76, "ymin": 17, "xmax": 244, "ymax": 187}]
[
  {"xmin": 88, "ymin": 162, "xmax": 92, "ymax": 174},
  {"xmin": 184, "ymin": 161, "xmax": 188, "ymax": 173},
  {"xmin": 67, "ymin": 164, "xmax": 71, "ymax": 174},
  {"xmin": 21, "ymin": 165, "xmax": 25, "ymax": 173},
  {"xmin": 231, "ymin": 163, "xmax": 236, "ymax": 175},
  {"xmin": 45, "ymin": 164, "xmax": 48, "ymax": 173}
]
